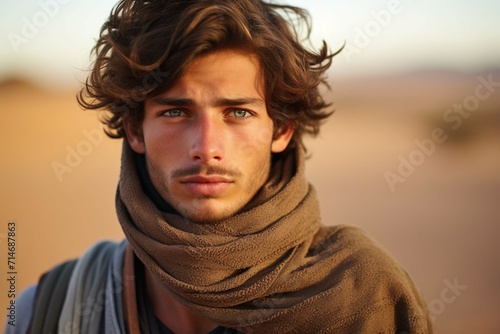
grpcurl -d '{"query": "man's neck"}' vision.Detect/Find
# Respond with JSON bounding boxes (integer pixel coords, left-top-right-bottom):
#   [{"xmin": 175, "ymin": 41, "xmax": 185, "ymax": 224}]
[{"xmin": 144, "ymin": 268, "xmax": 220, "ymax": 334}]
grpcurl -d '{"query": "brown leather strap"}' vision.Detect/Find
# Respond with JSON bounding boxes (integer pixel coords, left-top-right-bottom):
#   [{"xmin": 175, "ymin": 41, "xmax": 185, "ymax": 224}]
[{"xmin": 123, "ymin": 244, "xmax": 141, "ymax": 334}]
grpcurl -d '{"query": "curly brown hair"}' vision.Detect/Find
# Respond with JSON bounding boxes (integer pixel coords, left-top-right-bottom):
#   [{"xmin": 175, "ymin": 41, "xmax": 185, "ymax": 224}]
[{"xmin": 78, "ymin": 0, "xmax": 341, "ymax": 149}]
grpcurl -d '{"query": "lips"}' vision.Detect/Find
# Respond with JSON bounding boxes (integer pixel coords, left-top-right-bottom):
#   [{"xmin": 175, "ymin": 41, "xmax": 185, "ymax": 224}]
[
  {"xmin": 179, "ymin": 175, "xmax": 233, "ymax": 196},
  {"xmin": 180, "ymin": 175, "xmax": 232, "ymax": 183}
]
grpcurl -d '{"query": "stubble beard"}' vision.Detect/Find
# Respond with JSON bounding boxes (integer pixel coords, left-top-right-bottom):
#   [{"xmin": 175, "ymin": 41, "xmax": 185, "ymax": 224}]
[{"xmin": 145, "ymin": 156, "xmax": 271, "ymax": 224}]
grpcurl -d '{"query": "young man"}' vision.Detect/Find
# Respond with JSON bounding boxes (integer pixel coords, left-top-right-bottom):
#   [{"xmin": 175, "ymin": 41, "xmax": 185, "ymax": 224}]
[{"xmin": 8, "ymin": 0, "xmax": 432, "ymax": 333}]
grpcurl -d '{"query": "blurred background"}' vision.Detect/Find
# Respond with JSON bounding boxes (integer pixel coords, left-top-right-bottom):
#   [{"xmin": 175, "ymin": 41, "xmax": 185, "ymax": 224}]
[{"xmin": 1, "ymin": 0, "xmax": 499, "ymax": 332}]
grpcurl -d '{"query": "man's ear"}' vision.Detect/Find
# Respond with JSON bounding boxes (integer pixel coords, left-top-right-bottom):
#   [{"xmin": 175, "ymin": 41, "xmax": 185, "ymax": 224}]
[
  {"xmin": 271, "ymin": 124, "xmax": 294, "ymax": 153},
  {"xmin": 123, "ymin": 118, "xmax": 145, "ymax": 154}
]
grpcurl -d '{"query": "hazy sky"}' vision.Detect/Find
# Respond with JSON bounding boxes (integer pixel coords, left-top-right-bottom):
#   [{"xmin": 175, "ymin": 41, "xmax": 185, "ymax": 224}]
[{"xmin": 1, "ymin": 0, "xmax": 499, "ymax": 88}]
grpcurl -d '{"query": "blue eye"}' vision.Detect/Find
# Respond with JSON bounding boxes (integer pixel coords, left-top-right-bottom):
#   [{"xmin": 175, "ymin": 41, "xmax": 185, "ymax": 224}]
[
  {"xmin": 162, "ymin": 109, "xmax": 184, "ymax": 117},
  {"xmin": 231, "ymin": 109, "xmax": 250, "ymax": 118}
]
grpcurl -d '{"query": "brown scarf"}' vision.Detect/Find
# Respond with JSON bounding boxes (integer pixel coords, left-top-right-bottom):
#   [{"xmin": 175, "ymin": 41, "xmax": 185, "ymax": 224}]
[{"xmin": 116, "ymin": 141, "xmax": 432, "ymax": 333}]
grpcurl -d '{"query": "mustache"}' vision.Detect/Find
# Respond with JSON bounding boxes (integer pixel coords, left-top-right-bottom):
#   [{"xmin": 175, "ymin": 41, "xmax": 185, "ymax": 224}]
[{"xmin": 172, "ymin": 164, "xmax": 242, "ymax": 179}]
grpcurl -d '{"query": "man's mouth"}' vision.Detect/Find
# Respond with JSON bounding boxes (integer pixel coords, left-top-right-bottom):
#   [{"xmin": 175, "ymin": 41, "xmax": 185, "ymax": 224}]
[{"xmin": 179, "ymin": 175, "xmax": 233, "ymax": 196}]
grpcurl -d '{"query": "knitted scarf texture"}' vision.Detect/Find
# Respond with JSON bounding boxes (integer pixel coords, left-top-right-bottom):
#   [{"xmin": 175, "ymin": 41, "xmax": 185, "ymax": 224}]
[{"xmin": 116, "ymin": 141, "xmax": 432, "ymax": 333}]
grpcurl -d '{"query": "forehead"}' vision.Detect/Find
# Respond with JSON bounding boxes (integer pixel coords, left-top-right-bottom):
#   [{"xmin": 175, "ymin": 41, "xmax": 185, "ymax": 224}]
[
  {"xmin": 166, "ymin": 50, "xmax": 265, "ymax": 98},
  {"xmin": 187, "ymin": 50, "xmax": 260, "ymax": 73}
]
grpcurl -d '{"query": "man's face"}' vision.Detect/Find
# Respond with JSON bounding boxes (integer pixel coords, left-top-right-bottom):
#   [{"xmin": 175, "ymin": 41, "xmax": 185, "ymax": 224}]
[{"xmin": 125, "ymin": 51, "xmax": 293, "ymax": 222}]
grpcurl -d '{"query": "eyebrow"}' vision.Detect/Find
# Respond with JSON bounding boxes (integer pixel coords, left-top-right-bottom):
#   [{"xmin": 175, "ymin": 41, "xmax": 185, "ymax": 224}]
[{"xmin": 150, "ymin": 96, "xmax": 265, "ymax": 108}]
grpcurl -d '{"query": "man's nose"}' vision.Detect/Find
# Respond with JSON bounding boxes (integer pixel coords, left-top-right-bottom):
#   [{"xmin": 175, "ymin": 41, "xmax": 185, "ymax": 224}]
[{"xmin": 189, "ymin": 115, "xmax": 225, "ymax": 163}]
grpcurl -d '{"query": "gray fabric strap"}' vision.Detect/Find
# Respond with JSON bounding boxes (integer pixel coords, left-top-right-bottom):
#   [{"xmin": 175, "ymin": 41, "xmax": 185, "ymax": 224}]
[{"xmin": 57, "ymin": 241, "xmax": 127, "ymax": 334}]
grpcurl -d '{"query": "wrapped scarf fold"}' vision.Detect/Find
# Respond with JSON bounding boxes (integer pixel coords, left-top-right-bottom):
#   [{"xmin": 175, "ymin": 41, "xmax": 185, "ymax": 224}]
[{"xmin": 116, "ymin": 141, "xmax": 432, "ymax": 333}]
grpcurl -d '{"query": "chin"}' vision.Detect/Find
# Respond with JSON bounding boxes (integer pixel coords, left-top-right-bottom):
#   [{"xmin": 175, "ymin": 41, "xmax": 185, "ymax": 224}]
[
  {"xmin": 184, "ymin": 213, "xmax": 231, "ymax": 224},
  {"xmin": 178, "ymin": 203, "xmax": 240, "ymax": 224}
]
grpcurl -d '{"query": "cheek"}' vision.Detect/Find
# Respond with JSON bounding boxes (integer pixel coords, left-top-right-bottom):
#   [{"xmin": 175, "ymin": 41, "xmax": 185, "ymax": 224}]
[
  {"xmin": 235, "ymin": 124, "xmax": 274, "ymax": 150},
  {"xmin": 143, "ymin": 125, "xmax": 183, "ymax": 155}
]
